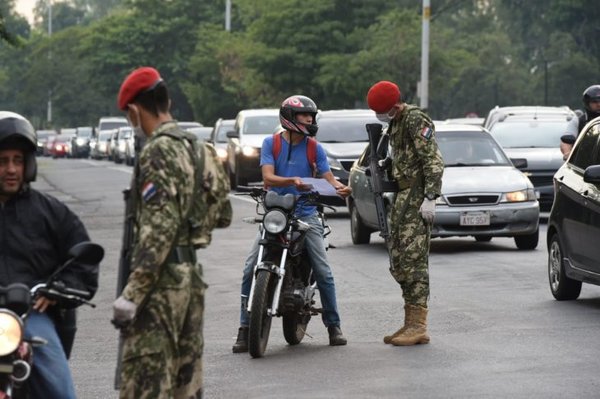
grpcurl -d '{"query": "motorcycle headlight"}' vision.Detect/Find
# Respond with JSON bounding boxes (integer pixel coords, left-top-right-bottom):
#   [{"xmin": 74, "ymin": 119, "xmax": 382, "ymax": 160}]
[
  {"xmin": 0, "ymin": 310, "xmax": 23, "ymax": 356},
  {"xmin": 263, "ymin": 210, "xmax": 288, "ymax": 234}
]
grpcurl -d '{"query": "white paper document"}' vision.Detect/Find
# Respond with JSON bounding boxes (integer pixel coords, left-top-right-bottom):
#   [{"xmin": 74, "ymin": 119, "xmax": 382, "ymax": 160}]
[{"xmin": 301, "ymin": 178, "xmax": 339, "ymax": 197}]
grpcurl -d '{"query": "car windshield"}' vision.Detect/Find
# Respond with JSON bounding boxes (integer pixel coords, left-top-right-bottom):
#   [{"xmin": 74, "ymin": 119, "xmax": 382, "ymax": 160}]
[
  {"xmin": 55, "ymin": 135, "xmax": 72, "ymax": 143},
  {"xmin": 216, "ymin": 122, "xmax": 235, "ymax": 142},
  {"xmin": 437, "ymin": 131, "xmax": 511, "ymax": 167},
  {"xmin": 189, "ymin": 127, "xmax": 212, "ymax": 141},
  {"xmin": 77, "ymin": 128, "xmax": 92, "ymax": 137},
  {"xmin": 100, "ymin": 121, "xmax": 128, "ymax": 131},
  {"xmin": 489, "ymin": 120, "xmax": 573, "ymax": 148},
  {"xmin": 99, "ymin": 132, "xmax": 112, "ymax": 141},
  {"xmin": 242, "ymin": 115, "xmax": 280, "ymax": 135},
  {"xmin": 317, "ymin": 116, "xmax": 374, "ymax": 143},
  {"xmin": 119, "ymin": 128, "xmax": 132, "ymax": 139}
]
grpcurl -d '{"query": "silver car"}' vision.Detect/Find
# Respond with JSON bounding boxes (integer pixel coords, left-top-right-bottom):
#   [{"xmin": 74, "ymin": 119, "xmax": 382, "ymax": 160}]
[{"xmin": 347, "ymin": 124, "xmax": 540, "ymax": 249}]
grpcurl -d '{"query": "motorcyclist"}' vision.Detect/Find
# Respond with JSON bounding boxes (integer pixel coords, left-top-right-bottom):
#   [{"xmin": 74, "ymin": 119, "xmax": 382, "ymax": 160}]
[
  {"xmin": 232, "ymin": 95, "xmax": 351, "ymax": 353},
  {"xmin": 0, "ymin": 111, "xmax": 99, "ymax": 399},
  {"xmin": 560, "ymin": 85, "xmax": 600, "ymax": 159}
]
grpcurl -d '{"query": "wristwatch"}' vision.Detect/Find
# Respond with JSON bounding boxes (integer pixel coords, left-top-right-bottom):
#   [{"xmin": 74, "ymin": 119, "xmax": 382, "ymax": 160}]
[{"xmin": 425, "ymin": 193, "xmax": 439, "ymax": 201}]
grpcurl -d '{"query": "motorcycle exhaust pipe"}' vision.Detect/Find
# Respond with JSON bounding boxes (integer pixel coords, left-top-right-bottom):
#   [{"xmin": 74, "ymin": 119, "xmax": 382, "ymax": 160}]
[{"xmin": 11, "ymin": 360, "xmax": 31, "ymax": 383}]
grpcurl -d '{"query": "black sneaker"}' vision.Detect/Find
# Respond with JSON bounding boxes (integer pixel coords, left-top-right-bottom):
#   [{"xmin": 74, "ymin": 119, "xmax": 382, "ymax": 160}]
[
  {"xmin": 328, "ymin": 326, "xmax": 347, "ymax": 346},
  {"xmin": 232, "ymin": 327, "xmax": 249, "ymax": 353}
]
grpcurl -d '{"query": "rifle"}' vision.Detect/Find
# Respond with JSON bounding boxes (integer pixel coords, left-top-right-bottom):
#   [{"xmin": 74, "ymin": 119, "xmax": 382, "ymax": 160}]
[
  {"xmin": 114, "ymin": 185, "xmax": 135, "ymax": 390},
  {"xmin": 365, "ymin": 123, "xmax": 398, "ymax": 238}
]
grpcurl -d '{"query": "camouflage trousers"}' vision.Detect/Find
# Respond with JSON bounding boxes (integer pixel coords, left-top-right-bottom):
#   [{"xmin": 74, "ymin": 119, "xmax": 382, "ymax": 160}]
[
  {"xmin": 387, "ymin": 188, "xmax": 431, "ymax": 308},
  {"xmin": 120, "ymin": 262, "xmax": 207, "ymax": 399}
]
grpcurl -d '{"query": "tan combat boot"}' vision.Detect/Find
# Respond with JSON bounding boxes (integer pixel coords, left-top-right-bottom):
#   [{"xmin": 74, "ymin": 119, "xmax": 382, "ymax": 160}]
[
  {"xmin": 383, "ymin": 305, "xmax": 413, "ymax": 344},
  {"xmin": 390, "ymin": 304, "xmax": 430, "ymax": 346}
]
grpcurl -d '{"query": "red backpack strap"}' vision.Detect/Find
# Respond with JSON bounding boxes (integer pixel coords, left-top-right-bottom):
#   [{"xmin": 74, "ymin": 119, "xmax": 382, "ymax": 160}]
[
  {"xmin": 306, "ymin": 137, "xmax": 318, "ymax": 177},
  {"xmin": 272, "ymin": 132, "xmax": 283, "ymax": 161}
]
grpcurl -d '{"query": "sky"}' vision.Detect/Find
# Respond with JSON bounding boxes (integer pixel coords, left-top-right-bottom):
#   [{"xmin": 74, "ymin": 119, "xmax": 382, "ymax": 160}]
[{"xmin": 15, "ymin": 0, "xmax": 37, "ymax": 24}]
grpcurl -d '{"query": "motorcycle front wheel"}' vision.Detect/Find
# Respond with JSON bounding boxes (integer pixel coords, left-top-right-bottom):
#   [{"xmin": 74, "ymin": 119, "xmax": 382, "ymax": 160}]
[
  {"xmin": 248, "ymin": 271, "xmax": 275, "ymax": 358},
  {"xmin": 282, "ymin": 312, "xmax": 311, "ymax": 345}
]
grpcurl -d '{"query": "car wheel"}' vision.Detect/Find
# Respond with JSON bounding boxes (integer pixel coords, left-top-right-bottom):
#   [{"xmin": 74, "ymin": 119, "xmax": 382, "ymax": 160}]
[
  {"xmin": 475, "ymin": 235, "xmax": 492, "ymax": 242},
  {"xmin": 350, "ymin": 201, "xmax": 371, "ymax": 245},
  {"xmin": 514, "ymin": 228, "xmax": 538, "ymax": 250},
  {"xmin": 548, "ymin": 233, "xmax": 581, "ymax": 300}
]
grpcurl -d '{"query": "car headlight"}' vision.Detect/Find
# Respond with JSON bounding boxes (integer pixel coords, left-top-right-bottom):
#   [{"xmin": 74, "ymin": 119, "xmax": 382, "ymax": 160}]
[
  {"xmin": 263, "ymin": 210, "xmax": 288, "ymax": 234},
  {"xmin": 327, "ymin": 156, "xmax": 343, "ymax": 171},
  {"xmin": 0, "ymin": 310, "xmax": 23, "ymax": 356},
  {"xmin": 76, "ymin": 138, "xmax": 85, "ymax": 146},
  {"xmin": 435, "ymin": 196, "xmax": 447, "ymax": 205},
  {"xmin": 241, "ymin": 146, "xmax": 258, "ymax": 157},
  {"xmin": 216, "ymin": 148, "xmax": 227, "ymax": 160},
  {"xmin": 501, "ymin": 188, "xmax": 536, "ymax": 202}
]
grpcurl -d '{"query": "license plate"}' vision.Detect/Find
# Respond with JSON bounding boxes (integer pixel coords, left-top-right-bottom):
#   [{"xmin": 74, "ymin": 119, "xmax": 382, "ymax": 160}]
[{"xmin": 460, "ymin": 211, "xmax": 490, "ymax": 226}]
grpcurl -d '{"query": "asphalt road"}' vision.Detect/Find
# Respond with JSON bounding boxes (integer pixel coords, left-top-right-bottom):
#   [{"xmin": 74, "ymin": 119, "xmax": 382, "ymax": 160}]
[{"xmin": 32, "ymin": 157, "xmax": 600, "ymax": 399}]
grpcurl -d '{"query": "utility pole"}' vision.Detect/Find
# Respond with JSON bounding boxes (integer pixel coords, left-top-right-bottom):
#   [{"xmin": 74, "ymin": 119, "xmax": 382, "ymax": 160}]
[
  {"xmin": 420, "ymin": 0, "xmax": 430, "ymax": 110},
  {"xmin": 47, "ymin": 0, "xmax": 52, "ymax": 125},
  {"xmin": 225, "ymin": 0, "xmax": 231, "ymax": 31}
]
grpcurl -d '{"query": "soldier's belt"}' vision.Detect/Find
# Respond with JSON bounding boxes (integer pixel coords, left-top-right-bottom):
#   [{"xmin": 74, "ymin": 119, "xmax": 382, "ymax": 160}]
[{"xmin": 166, "ymin": 246, "xmax": 197, "ymax": 264}]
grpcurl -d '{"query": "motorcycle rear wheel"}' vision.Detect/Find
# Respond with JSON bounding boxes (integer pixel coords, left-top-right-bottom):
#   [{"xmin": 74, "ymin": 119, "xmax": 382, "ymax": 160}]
[
  {"xmin": 248, "ymin": 271, "xmax": 274, "ymax": 358},
  {"xmin": 282, "ymin": 313, "xmax": 310, "ymax": 345}
]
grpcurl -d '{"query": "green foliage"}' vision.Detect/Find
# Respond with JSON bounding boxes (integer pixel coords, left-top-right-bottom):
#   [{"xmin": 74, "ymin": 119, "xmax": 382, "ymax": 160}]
[{"xmin": 0, "ymin": 0, "xmax": 599, "ymax": 128}]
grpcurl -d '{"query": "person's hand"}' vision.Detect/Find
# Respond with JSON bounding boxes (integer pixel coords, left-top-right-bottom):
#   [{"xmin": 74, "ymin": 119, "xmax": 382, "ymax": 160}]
[
  {"xmin": 419, "ymin": 198, "xmax": 436, "ymax": 224},
  {"xmin": 33, "ymin": 296, "xmax": 56, "ymax": 313},
  {"xmin": 113, "ymin": 296, "xmax": 137, "ymax": 324},
  {"xmin": 334, "ymin": 184, "xmax": 352, "ymax": 198},
  {"xmin": 293, "ymin": 178, "xmax": 313, "ymax": 191}
]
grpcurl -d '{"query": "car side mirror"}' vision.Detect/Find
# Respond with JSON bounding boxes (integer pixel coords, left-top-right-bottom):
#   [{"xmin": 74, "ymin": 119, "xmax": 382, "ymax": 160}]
[
  {"xmin": 583, "ymin": 165, "xmax": 600, "ymax": 185},
  {"xmin": 226, "ymin": 131, "xmax": 238, "ymax": 139},
  {"xmin": 511, "ymin": 158, "xmax": 528, "ymax": 169},
  {"xmin": 68, "ymin": 242, "xmax": 105, "ymax": 265}
]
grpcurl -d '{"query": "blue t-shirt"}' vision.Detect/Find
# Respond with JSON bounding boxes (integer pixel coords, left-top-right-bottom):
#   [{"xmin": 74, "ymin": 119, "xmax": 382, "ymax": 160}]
[{"xmin": 260, "ymin": 134, "xmax": 330, "ymax": 217}]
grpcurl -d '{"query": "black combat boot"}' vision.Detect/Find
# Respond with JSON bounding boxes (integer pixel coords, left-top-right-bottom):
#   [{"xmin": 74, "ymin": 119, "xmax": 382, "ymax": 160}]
[
  {"xmin": 328, "ymin": 326, "xmax": 347, "ymax": 346},
  {"xmin": 232, "ymin": 327, "xmax": 249, "ymax": 353}
]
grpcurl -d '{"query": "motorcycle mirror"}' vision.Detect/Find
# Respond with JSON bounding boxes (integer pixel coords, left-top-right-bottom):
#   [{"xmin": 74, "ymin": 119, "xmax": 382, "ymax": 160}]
[{"xmin": 67, "ymin": 241, "xmax": 105, "ymax": 265}]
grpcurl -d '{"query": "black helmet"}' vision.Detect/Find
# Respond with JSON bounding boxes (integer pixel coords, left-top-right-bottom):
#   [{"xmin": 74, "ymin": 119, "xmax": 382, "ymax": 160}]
[
  {"xmin": 0, "ymin": 111, "xmax": 37, "ymax": 182},
  {"xmin": 582, "ymin": 85, "xmax": 600, "ymax": 113},
  {"xmin": 279, "ymin": 95, "xmax": 318, "ymax": 136}
]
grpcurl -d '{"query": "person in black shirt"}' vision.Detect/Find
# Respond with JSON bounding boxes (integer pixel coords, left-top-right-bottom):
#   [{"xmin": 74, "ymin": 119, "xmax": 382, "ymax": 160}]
[
  {"xmin": 560, "ymin": 85, "xmax": 600, "ymax": 160},
  {"xmin": 0, "ymin": 111, "xmax": 98, "ymax": 399}
]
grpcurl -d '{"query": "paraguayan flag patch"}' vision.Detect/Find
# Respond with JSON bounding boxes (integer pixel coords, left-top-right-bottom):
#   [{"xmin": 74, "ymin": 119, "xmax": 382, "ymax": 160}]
[
  {"xmin": 420, "ymin": 126, "xmax": 433, "ymax": 140},
  {"xmin": 142, "ymin": 182, "xmax": 157, "ymax": 202}
]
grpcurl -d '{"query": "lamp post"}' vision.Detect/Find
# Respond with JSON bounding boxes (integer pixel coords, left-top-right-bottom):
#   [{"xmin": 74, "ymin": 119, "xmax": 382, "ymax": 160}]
[
  {"xmin": 419, "ymin": 0, "xmax": 430, "ymax": 110},
  {"xmin": 225, "ymin": 0, "xmax": 231, "ymax": 31}
]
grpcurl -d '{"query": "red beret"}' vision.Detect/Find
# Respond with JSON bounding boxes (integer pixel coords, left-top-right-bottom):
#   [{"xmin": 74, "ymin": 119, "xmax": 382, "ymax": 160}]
[
  {"xmin": 117, "ymin": 67, "xmax": 163, "ymax": 111},
  {"xmin": 367, "ymin": 81, "xmax": 401, "ymax": 113}
]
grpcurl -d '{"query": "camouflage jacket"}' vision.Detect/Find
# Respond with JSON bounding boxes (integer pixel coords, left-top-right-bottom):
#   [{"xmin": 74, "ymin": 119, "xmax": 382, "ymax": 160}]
[
  {"xmin": 389, "ymin": 104, "xmax": 444, "ymax": 195},
  {"xmin": 122, "ymin": 121, "xmax": 196, "ymax": 306}
]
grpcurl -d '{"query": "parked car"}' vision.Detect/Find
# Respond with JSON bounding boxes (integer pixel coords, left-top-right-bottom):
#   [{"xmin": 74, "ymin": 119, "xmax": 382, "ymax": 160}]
[
  {"xmin": 178, "ymin": 121, "xmax": 203, "ymax": 131},
  {"xmin": 44, "ymin": 135, "xmax": 57, "ymax": 156},
  {"xmin": 347, "ymin": 124, "xmax": 540, "ymax": 248},
  {"xmin": 97, "ymin": 116, "xmax": 128, "ymax": 160},
  {"xmin": 91, "ymin": 130, "xmax": 113, "ymax": 159},
  {"xmin": 209, "ymin": 118, "xmax": 235, "ymax": 167},
  {"xmin": 188, "ymin": 126, "xmax": 213, "ymax": 142},
  {"xmin": 546, "ymin": 116, "xmax": 600, "ymax": 300},
  {"xmin": 59, "ymin": 128, "xmax": 77, "ymax": 157},
  {"xmin": 485, "ymin": 106, "xmax": 578, "ymax": 211},
  {"xmin": 226, "ymin": 109, "xmax": 280, "ymax": 188},
  {"xmin": 71, "ymin": 126, "xmax": 94, "ymax": 158},
  {"xmin": 114, "ymin": 126, "xmax": 134, "ymax": 165},
  {"xmin": 443, "ymin": 117, "xmax": 484, "ymax": 126},
  {"xmin": 36, "ymin": 130, "xmax": 56, "ymax": 156},
  {"xmin": 50, "ymin": 134, "xmax": 74, "ymax": 158}
]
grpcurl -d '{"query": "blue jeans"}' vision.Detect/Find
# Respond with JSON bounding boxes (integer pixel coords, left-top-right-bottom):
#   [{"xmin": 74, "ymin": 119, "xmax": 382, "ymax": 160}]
[
  {"xmin": 25, "ymin": 311, "xmax": 76, "ymax": 399},
  {"xmin": 239, "ymin": 213, "xmax": 341, "ymax": 328}
]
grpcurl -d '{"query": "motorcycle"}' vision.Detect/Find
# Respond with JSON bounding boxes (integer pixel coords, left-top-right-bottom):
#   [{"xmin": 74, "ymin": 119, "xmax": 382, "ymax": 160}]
[
  {"xmin": 0, "ymin": 241, "xmax": 103, "ymax": 398},
  {"xmin": 240, "ymin": 187, "xmax": 333, "ymax": 358}
]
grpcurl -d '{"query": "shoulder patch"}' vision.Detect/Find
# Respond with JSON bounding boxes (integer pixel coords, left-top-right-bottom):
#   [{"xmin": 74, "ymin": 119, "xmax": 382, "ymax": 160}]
[
  {"xmin": 420, "ymin": 126, "xmax": 433, "ymax": 140},
  {"xmin": 141, "ymin": 182, "xmax": 157, "ymax": 202}
]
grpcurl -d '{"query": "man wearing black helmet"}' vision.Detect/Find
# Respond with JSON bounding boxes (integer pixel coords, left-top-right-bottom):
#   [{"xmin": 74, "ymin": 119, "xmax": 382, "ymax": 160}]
[
  {"xmin": 560, "ymin": 85, "xmax": 600, "ymax": 159},
  {"xmin": 232, "ymin": 95, "xmax": 351, "ymax": 352},
  {"xmin": 0, "ymin": 111, "xmax": 98, "ymax": 398}
]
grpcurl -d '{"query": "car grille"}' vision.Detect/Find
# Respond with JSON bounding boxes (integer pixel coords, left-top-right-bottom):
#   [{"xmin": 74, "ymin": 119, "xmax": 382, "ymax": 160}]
[
  {"xmin": 340, "ymin": 160, "xmax": 355, "ymax": 171},
  {"xmin": 446, "ymin": 195, "xmax": 499, "ymax": 206},
  {"xmin": 526, "ymin": 175, "xmax": 554, "ymax": 187}
]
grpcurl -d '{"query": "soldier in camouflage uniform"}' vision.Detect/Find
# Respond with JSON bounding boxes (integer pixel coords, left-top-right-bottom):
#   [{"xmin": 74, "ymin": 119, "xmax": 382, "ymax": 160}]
[
  {"xmin": 113, "ymin": 67, "xmax": 206, "ymax": 398},
  {"xmin": 367, "ymin": 81, "xmax": 444, "ymax": 347}
]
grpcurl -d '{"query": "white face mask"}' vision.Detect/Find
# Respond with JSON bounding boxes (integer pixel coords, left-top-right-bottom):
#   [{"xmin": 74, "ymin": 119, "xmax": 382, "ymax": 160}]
[
  {"xmin": 127, "ymin": 106, "xmax": 145, "ymax": 138},
  {"xmin": 375, "ymin": 107, "xmax": 397, "ymax": 123}
]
